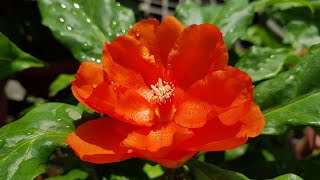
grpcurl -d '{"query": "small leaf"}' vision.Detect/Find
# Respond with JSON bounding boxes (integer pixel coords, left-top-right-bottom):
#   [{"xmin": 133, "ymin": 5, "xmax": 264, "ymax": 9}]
[
  {"xmin": 0, "ymin": 32, "xmax": 45, "ymax": 80},
  {"xmin": 49, "ymin": 74, "xmax": 74, "ymax": 97},
  {"xmin": 283, "ymin": 20, "xmax": 320, "ymax": 52},
  {"xmin": 45, "ymin": 169, "xmax": 88, "ymax": 180},
  {"xmin": 236, "ymin": 46, "xmax": 294, "ymax": 82},
  {"xmin": 254, "ymin": 43, "xmax": 320, "ymax": 110},
  {"xmin": 253, "ymin": 0, "xmax": 314, "ymax": 13},
  {"xmin": 270, "ymin": 173, "xmax": 303, "ymax": 180},
  {"xmin": 225, "ymin": 144, "xmax": 249, "ymax": 161},
  {"xmin": 175, "ymin": 0, "xmax": 254, "ymax": 48},
  {"xmin": 0, "ymin": 103, "xmax": 82, "ymax": 180},
  {"xmin": 187, "ymin": 158, "xmax": 249, "ymax": 180},
  {"xmin": 37, "ymin": 0, "xmax": 135, "ymax": 63},
  {"xmin": 143, "ymin": 163, "xmax": 164, "ymax": 179}
]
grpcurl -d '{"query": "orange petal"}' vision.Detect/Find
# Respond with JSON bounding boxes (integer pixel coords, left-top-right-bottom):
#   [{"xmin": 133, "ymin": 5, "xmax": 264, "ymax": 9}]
[
  {"xmin": 71, "ymin": 62, "xmax": 104, "ymax": 108},
  {"xmin": 218, "ymin": 101, "xmax": 252, "ymax": 126},
  {"xmin": 168, "ymin": 23, "xmax": 228, "ymax": 88},
  {"xmin": 140, "ymin": 150, "xmax": 197, "ymax": 168},
  {"xmin": 156, "ymin": 16, "xmax": 184, "ymax": 64},
  {"xmin": 65, "ymin": 117, "xmax": 135, "ymax": 164},
  {"xmin": 122, "ymin": 121, "xmax": 193, "ymax": 152},
  {"xmin": 173, "ymin": 87, "xmax": 213, "ymax": 128},
  {"xmin": 85, "ymin": 82, "xmax": 155, "ymax": 126},
  {"xmin": 237, "ymin": 103, "xmax": 265, "ymax": 138},
  {"xmin": 177, "ymin": 117, "xmax": 242, "ymax": 150},
  {"xmin": 188, "ymin": 66, "xmax": 253, "ymax": 107},
  {"xmin": 107, "ymin": 35, "xmax": 163, "ymax": 86}
]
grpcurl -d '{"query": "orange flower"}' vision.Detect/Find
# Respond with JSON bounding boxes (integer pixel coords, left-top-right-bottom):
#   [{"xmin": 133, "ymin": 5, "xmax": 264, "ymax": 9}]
[{"xmin": 66, "ymin": 16, "xmax": 265, "ymax": 168}]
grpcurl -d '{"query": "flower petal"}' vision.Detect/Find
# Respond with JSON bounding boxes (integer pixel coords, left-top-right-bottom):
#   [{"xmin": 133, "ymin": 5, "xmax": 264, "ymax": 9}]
[
  {"xmin": 71, "ymin": 62, "xmax": 104, "ymax": 108},
  {"xmin": 85, "ymin": 82, "xmax": 155, "ymax": 126},
  {"xmin": 122, "ymin": 121, "xmax": 193, "ymax": 152},
  {"xmin": 188, "ymin": 66, "xmax": 253, "ymax": 107},
  {"xmin": 156, "ymin": 16, "xmax": 184, "ymax": 64},
  {"xmin": 173, "ymin": 87, "xmax": 214, "ymax": 128},
  {"xmin": 65, "ymin": 118, "xmax": 135, "ymax": 164},
  {"xmin": 107, "ymin": 35, "xmax": 163, "ymax": 86},
  {"xmin": 237, "ymin": 103, "xmax": 265, "ymax": 138},
  {"xmin": 168, "ymin": 23, "xmax": 228, "ymax": 88}
]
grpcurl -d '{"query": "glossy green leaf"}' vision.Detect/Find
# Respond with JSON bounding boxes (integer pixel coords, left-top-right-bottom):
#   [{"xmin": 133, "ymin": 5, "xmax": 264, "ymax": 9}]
[
  {"xmin": 236, "ymin": 46, "xmax": 294, "ymax": 82},
  {"xmin": 263, "ymin": 92, "xmax": 320, "ymax": 135},
  {"xmin": 254, "ymin": 44, "xmax": 320, "ymax": 110},
  {"xmin": 270, "ymin": 173, "xmax": 303, "ymax": 180},
  {"xmin": 187, "ymin": 158, "xmax": 249, "ymax": 180},
  {"xmin": 283, "ymin": 20, "xmax": 320, "ymax": 51},
  {"xmin": 37, "ymin": 0, "xmax": 135, "ymax": 63},
  {"xmin": 175, "ymin": 0, "xmax": 254, "ymax": 48},
  {"xmin": 243, "ymin": 25, "xmax": 284, "ymax": 48},
  {"xmin": 253, "ymin": 0, "xmax": 314, "ymax": 13},
  {"xmin": 0, "ymin": 32, "xmax": 45, "ymax": 80},
  {"xmin": 45, "ymin": 169, "xmax": 88, "ymax": 180},
  {"xmin": 225, "ymin": 144, "xmax": 249, "ymax": 161},
  {"xmin": 0, "ymin": 103, "xmax": 82, "ymax": 180},
  {"xmin": 49, "ymin": 74, "xmax": 74, "ymax": 97}
]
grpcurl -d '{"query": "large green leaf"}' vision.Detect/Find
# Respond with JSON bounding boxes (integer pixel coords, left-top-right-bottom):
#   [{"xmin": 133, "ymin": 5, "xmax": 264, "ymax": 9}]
[
  {"xmin": 254, "ymin": 44, "xmax": 320, "ymax": 110},
  {"xmin": 187, "ymin": 158, "xmax": 249, "ymax": 180},
  {"xmin": 0, "ymin": 32, "xmax": 45, "ymax": 80},
  {"xmin": 0, "ymin": 103, "xmax": 83, "ymax": 180},
  {"xmin": 37, "ymin": 0, "xmax": 135, "ymax": 63},
  {"xmin": 253, "ymin": 0, "xmax": 314, "ymax": 13},
  {"xmin": 235, "ymin": 46, "xmax": 294, "ymax": 82},
  {"xmin": 175, "ymin": 0, "xmax": 254, "ymax": 48}
]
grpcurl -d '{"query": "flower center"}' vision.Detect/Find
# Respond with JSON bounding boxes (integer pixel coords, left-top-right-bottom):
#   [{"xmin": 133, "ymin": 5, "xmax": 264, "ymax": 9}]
[
  {"xmin": 150, "ymin": 78, "xmax": 175, "ymax": 104},
  {"xmin": 150, "ymin": 78, "xmax": 176, "ymax": 122}
]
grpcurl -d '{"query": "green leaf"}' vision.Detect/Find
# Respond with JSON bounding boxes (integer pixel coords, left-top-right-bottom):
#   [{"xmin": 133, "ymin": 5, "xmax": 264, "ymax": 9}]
[
  {"xmin": 37, "ymin": 0, "xmax": 135, "ymax": 63},
  {"xmin": 253, "ymin": 0, "xmax": 315, "ymax": 13},
  {"xmin": 235, "ymin": 46, "xmax": 294, "ymax": 82},
  {"xmin": 45, "ymin": 169, "xmax": 88, "ymax": 180},
  {"xmin": 263, "ymin": 92, "xmax": 320, "ymax": 135},
  {"xmin": 187, "ymin": 158, "xmax": 249, "ymax": 180},
  {"xmin": 243, "ymin": 25, "xmax": 284, "ymax": 48},
  {"xmin": 0, "ymin": 32, "xmax": 45, "ymax": 80},
  {"xmin": 225, "ymin": 144, "xmax": 249, "ymax": 161},
  {"xmin": 0, "ymin": 103, "xmax": 82, "ymax": 180},
  {"xmin": 254, "ymin": 43, "xmax": 320, "ymax": 110},
  {"xmin": 142, "ymin": 163, "xmax": 164, "ymax": 179},
  {"xmin": 49, "ymin": 74, "xmax": 74, "ymax": 97},
  {"xmin": 283, "ymin": 20, "xmax": 320, "ymax": 51},
  {"xmin": 270, "ymin": 173, "xmax": 303, "ymax": 180},
  {"xmin": 175, "ymin": 0, "xmax": 254, "ymax": 48}
]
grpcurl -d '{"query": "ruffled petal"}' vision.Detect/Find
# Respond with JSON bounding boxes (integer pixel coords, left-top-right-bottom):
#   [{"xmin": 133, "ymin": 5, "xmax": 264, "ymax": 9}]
[
  {"xmin": 71, "ymin": 62, "xmax": 104, "ymax": 106},
  {"xmin": 188, "ymin": 66, "xmax": 253, "ymax": 107},
  {"xmin": 156, "ymin": 16, "xmax": 184, "ymax": 64},
  {"xmin": 122, "ymin": 121, "xmax": 193, "ymax": 152},
  {"xmin": 65, "ymin": 118, "xmax": 135, "ymax": 164},
  {"xmin": 85, "ymin": 82, "xmax": 155, "ymax": 126},
  {"xmin": 237, "ymin": 103, "xmax": 265, "ymax": 138},
  {"xmin": 173, "ymin": 87, "xmax": 214, "ymax": 128},
  {"xmin": 168, "ymin": 23, "xmax": 228, "ymax": 88}
]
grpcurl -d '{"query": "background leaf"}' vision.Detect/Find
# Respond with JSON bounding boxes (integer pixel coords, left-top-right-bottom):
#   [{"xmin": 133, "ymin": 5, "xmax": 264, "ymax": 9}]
[
  {"xmin": 0, "ymin": 32, "xmax": 45, "ymax": 80},
  {"xmin": 37, "ymin": 0, "xmax": 135, "ymax": 63},
  {"xmin": 236, "ymin": 46, "xmax": 294, "ymax": 82},
  {"xmin": 49, "ymin": 74, "xmax": 74, "ymax": 97},
  {"xmin": 175, "ymin": 0, "xmax": 254, "ymax": 48},
  {"xmin": 0, "ymin": 103, "xmax": 82, "ymax": 180},
  {"xmin": 45, "ymin": 169, "xmax": 88, "ymax": 180},
  {"xmin": 270, "ymin": 173, "xmax": 303, "ymax": 180}
]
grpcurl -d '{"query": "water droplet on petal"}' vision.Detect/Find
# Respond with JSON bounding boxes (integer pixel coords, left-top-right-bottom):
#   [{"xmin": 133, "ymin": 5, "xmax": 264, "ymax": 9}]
[
  {"xmin": 92, "ymin": 83, "xmax": 97, "ymax": 88},
  {"xmin": 66, "ymin": 25, "xmax": 72, "ymax": 31},
  {"xmin": 86, "ymin": 18, "xmax": 91, "ymax": 23},
  {"xmin": 59, "ymin": 18, "xmax": 65, "ymax": 23},
  {"xmin": 73, "ymin": 3, "xmax": 80, "ymax": 9},
  {"xmin": 61, "ymin": 3, "xmax": 66, "ymax": 8}
]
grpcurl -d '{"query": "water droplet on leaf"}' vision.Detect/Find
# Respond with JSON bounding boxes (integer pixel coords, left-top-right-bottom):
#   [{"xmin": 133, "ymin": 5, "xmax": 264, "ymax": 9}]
[
  {"xmin": 61, "ymin": 3, "xmax": 66, "ymax": 8},
  {"xmin": 59, "ymin": 17, "xmax": 65, "ymax": 23},
  {"xmin": 86, "ymin": 18, "xmax": 91, "ymax": 23},
  {"xmin": 73, "ymin": 3, "xmax": 80, "ymax": 9},
  {"xmin": 66, "ymin": 25, "xmax": 72, "ymax": 31}
]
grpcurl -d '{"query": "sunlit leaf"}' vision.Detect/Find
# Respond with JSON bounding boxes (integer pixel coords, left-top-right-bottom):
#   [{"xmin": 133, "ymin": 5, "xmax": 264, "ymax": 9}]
[
  {"xmin": 236, "ymin": 46, "xmax": 295, "ymax": 82},
  {"xmin": 225, "ymin": 144, "xmax": 249, "ymax": 161},
  {"xmin": 49, "ymin": 74, "xmax": 74, "ymax": 97},
  {"xmin": 142, "ymin": 163, "xmax": 164, "ymax": 179},
  {"xmin": 0, "ymin": 103, "xmax": 82, "ymax": 180},
  {"xmin": 187, "ymin": 158, "xmax": 249, "ymax": 180},
  {"xmin": 0, "ymin": 32, "xmax": 45, "ymax": 80},
  {"xmin": 37, "ymin": 0, "xmax": 135, "ymax": 63},
  {"xmin": 45, "ymin": 169, "xmax": 88, "ymax": 180},
  {"xmin": 270, "ymin": 173, "xmax": 303, "ymax": 180}
]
